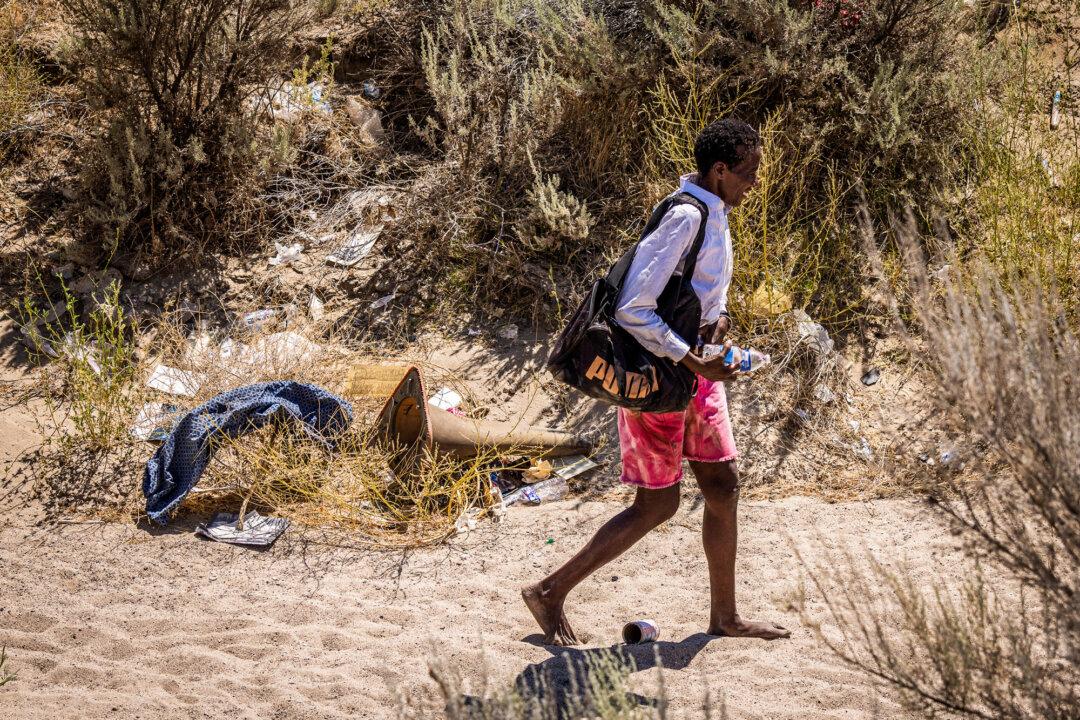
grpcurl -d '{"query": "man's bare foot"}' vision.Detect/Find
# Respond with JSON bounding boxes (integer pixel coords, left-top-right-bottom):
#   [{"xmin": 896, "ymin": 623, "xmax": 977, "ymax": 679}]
[
  {"xmin": 708, "ymin": 615, "xmax": 791, "ymax": 640},
  {"xmin": 521, "ymin": 583, "xmax": 580, "ymax": 646}
]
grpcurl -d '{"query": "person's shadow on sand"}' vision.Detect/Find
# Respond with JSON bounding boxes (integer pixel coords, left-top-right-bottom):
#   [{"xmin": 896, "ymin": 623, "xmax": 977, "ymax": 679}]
[{"xmin": 458, "ymin": 633, "xmax": 716, "ymax": 718}]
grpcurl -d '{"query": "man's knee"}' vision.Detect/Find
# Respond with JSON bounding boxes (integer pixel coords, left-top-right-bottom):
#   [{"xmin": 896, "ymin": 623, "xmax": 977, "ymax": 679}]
[
  {"xmin": 695, "ymin": 460, "xmax": 740, "ymax": 507},
  {"xmin": 633, "ymin": 486, "xmax": 680, "ymax": 525}
]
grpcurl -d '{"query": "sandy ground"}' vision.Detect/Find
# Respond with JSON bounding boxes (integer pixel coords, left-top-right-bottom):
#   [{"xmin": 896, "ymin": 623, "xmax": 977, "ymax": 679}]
[
  {"xmin": 0, "ymin": 318, "xmax": 964, "ymax": 720},
  {"xmin": 0, "ymin": 481, "xmax": 961, "ymax": 719}
]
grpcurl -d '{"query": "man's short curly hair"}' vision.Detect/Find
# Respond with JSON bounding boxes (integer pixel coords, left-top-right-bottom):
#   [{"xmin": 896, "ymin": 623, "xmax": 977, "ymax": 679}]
[{"xmin": 693, "ymin": 119, "xmax": 760, "ymax": 177}]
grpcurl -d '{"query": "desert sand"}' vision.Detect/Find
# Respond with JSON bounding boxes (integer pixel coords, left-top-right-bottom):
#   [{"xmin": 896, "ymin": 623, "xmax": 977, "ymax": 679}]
[
  {"xmin": 0, "ymin": 320, "xmax": 959, "ymax": 719},
  {"xmin": 0, "ymin": 483, "xmax": 958, "ymax": 719}
]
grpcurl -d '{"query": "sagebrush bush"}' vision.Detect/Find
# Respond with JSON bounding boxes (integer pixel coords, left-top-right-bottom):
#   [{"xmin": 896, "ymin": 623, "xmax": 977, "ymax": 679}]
[
  {"xmin": 60, "ymin": 0, "xmax": 303, "ymax": 259},
  {"xmin": 798, "ymin": 217, "xmax": 1080, "ymax": 718}
]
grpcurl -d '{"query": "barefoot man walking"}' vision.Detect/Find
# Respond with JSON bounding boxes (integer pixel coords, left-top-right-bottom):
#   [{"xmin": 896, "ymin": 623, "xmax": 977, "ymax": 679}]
[{"xmin": 523, "ymin": 119, "xmax": 791, "ymax": 645}]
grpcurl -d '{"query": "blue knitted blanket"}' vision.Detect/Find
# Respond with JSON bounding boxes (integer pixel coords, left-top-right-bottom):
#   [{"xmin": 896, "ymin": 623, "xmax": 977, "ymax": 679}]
[{"xmin": 143, "ymin": 381, "xmax": 353, "ymax": 524}]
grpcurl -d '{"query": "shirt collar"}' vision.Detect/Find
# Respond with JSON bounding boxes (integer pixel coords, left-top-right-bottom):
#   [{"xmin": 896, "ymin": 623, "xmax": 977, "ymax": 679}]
[{"xmin": 679, "ymin": 173, "xmax": 727, "ymax": 217}]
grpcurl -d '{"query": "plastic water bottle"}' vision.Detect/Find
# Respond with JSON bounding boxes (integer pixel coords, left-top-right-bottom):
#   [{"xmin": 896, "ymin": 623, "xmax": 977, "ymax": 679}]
[
  {"xmin": 701, "ymin": 344, "xmax": 771, "ymax": 371},
  {"xmin": 503, "ymin": 476, "xmax": 569, "ymax": 506},
  {"xmin": 724, "ymin": 345, "xmax": 770, "ymax": 371}
]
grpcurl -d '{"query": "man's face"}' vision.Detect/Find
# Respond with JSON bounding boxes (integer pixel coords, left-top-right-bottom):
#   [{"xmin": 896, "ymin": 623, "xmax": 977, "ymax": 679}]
[{"xmin": 715, "ymin": 145, "xmax": 762, "ymax": 207}]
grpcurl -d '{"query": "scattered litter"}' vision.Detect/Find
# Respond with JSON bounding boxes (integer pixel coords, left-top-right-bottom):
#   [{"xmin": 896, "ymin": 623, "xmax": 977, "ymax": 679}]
[
  {"xmin": 524, "ymin": 460, "xmax": 553, "ymax": 483},
  {"xmin": 240, "ymin": 308, "xmax": 278, "ymax": 332},
  {"xmin": 205, "ymin": 331, "xmax": 323, "ymax": 370},
  {"xmin": 853, "ymin": 437, "xmax": 873, "ymax": 461},
  {"xmin": 195, "ymin": 510, "xmax": 290, "ymax": 547},
  {"xmin": 131, "ymin": 402, "xmax": 181, "ymax": 442},
  {"xmin": 252, "ymin": 81, "xmax": 331, "ymax": 122},
  {"xmin": 861, "ymin": 368, "xmax": 881, "ymax": 386},
  {"xmin": 622, "ymin": 619, "xmax": 659, "ymax": 644},
  {"xmin": 848, "ymin": 419, "xmax": 861, "ymax": 432},
  {"xmin": 243, "ymin": 331, "xmax": 322, "ymax": 368},
  {"xmin": 38, "ymin": 300, "xmax": 67, "ymax": 326},
  {"xmin": 498, "ymin": 324, "xmax": 519, "ymax": 341},
  {"xmin": 454, "ymin": 507, "xmax": 483, "ymax": 536},
  {"xmin": 345, "ymin": 96, "xmax": 386, "ymax": 144},
  {"xmin": 429, "ymin": 387, "xmax": 463, "ymax": 412},
  {"xmin": 345, "ymin": 364, "xmax": 410, "ymax": 397},
  {"xmin": 309, "ymin": 293, "xmax": 325, "ymax": 321},
  {"xmin": 930, "ymin": 263, "xmax": 953, "ymax": 281},
  {"xmin": 813, "ymin": 383, "xmax": 836, "ymax": 404},
  {"xmin": 269, "ymin": 242, "xmax": 303, "ymax": 266},
  {"xmin": 362, "ymin": 80, "xmax": 381, "ymax": 99},
  {"xmin": 466, "ymin": 328, "xmax": 482, "ymax": 337},
  {"xmin": 794, "ymin": 408, "xmax": 811, "ymax": 423},
  {"xmin": 550, "ymin": 455, "xmax": 599, "ymax": 480},
  {"xmin": 326, "ymin": 224, "xmax": 383, "ymax": 267},
  {"xmin": 791, "ymin": 310, "xmax": 834, "ymax": 355},
  {"xmin": 939, "ymin": 449, "xmax": 958, "ymax": 466},
  {"xmin": 918, "ymin": 452, "xmax": 933, "ymax": 465},
  {"xmin": 58, "ymin": 333, "xmax": 101, "ymax": 374},
  {"xmin": 1038, "ymin": 154, "xmax": 1062, "ymax": 188},
  {"xmin": 371, "ymin": 293, "xmax": 395, "ymax": 310},
  {"xmin": 1050, "ymin": 89, "xmax": 1061, "ymax": 130},
  {"xmin": 146, "ymin": 364, "xmax": 202, "ymax": 398}
]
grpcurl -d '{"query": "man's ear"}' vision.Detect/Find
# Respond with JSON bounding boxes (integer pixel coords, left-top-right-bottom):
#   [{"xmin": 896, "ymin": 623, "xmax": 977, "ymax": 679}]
[{"xmin": 709, "ymin": 161, "xmax": 729, "ymax": 180}]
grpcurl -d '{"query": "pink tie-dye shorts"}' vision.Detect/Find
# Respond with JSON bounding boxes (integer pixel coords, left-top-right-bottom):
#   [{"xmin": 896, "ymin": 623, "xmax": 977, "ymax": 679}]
[{"xmin": 617, "ymin": 375, "xmax": 737, "ymax": 489}]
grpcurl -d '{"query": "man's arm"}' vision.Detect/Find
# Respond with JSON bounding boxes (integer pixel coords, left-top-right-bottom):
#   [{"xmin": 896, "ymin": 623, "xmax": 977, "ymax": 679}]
[{"xmin": 614, "ymin": 204, "xmax": 701, "ymax": 363}]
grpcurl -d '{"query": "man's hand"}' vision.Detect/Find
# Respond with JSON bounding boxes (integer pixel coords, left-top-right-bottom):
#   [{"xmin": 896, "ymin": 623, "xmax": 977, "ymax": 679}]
[
  {"xmin": 680, "ymin": 340, "xmax": 741, "ymax": 382},
  {"xmin": 707, "ymin": 315, "xmax": 731, "ymax": 344}
]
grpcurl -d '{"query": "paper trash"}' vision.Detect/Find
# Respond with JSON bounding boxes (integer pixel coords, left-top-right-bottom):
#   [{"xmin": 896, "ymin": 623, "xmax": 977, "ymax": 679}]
[
  {"xmin": 429, "ymin": 387, "xmax": 463, "ymax": 412},
  {"xmin": 326, "ymin": 225, "xmax": 383, "ymax": 268},
  {"xmin": 550, "ymin": 455, "xmax": 599, "ymax": 480},
  {"xmin": 195, "ymin": 510, "xmax": 290, "ymax": 547},
  {"xmin": 146, "ymin": 364, "xmax": 202, "ymax": 397}
]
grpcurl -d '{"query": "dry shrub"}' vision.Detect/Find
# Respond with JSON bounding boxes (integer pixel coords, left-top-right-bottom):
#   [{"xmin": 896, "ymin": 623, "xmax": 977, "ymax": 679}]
[
  {"xmin": 651, "ymin": 0, "xmax": 974, "ymax": 210},
  {"xmin": 0, "ymin": 0, "xmax": 42, "ymax": 160},
  {"xmin": 364, "ymin": 0, "xmax": 976, "ymax": 328},
  {"xmin": 795, "ymin": 221, "xmax": 1080, "ymax": 717},
  {"xmin": 59, "ymin": 0, "xmax": 304, "ymax": 259},
  {"xmin": 953, "ymin": 1, "xmax": 1080, "ymax": 314}
]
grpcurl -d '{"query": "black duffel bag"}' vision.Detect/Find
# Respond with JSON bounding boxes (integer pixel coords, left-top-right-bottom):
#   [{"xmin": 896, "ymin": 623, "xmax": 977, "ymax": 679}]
[{"xmin": 547, "ymin": 192, "xmax": 709, "ymax": 413}]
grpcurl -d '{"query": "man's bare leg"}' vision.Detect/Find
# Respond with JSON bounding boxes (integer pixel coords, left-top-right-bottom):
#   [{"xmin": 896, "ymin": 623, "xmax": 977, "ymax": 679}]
[
  {"xmin": 691, "ymin": 459, "xmax": 791, "ymax": 640},
  {"xmin": 522, "ymin": 484, "xmax": 680, "ymax": 645}
]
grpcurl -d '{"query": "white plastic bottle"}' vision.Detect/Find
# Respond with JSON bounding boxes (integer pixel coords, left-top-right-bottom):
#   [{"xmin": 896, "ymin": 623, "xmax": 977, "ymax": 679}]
[
  {"xmin": 725, "ymin": 345, "xmax": 770, "ymax": 371},
  {"xmin": 503, "ymin": 476, "xmax": 569, "ymax": 506},
  {"xmin": 701, "ymin": 344, "xmax": 771, "ymax": 371}
]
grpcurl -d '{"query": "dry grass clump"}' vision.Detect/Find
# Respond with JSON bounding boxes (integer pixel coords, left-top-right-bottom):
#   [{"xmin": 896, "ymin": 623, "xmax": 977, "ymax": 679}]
[{"xmin": 794, "ymin": 221, "xmax": 1080, "ymax": 717}]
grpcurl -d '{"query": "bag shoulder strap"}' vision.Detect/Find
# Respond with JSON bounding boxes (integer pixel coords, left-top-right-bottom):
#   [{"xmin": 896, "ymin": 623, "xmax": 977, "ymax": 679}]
[{"xmin": 606, "ymin": 192, "xmax": 710, "ymax": 291}]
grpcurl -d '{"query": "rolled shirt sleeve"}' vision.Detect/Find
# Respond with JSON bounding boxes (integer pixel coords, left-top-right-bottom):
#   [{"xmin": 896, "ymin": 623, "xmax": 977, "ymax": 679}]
[{"xmin": 614, "ymin": 203, "xmax": 702, "ymax": 363}]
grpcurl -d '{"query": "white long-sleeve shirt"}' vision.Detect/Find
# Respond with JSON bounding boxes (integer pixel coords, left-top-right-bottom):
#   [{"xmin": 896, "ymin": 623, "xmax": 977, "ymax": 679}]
[{"xmin": 614, "ymin": 174, "xmax": 733, "ymax": 362}]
